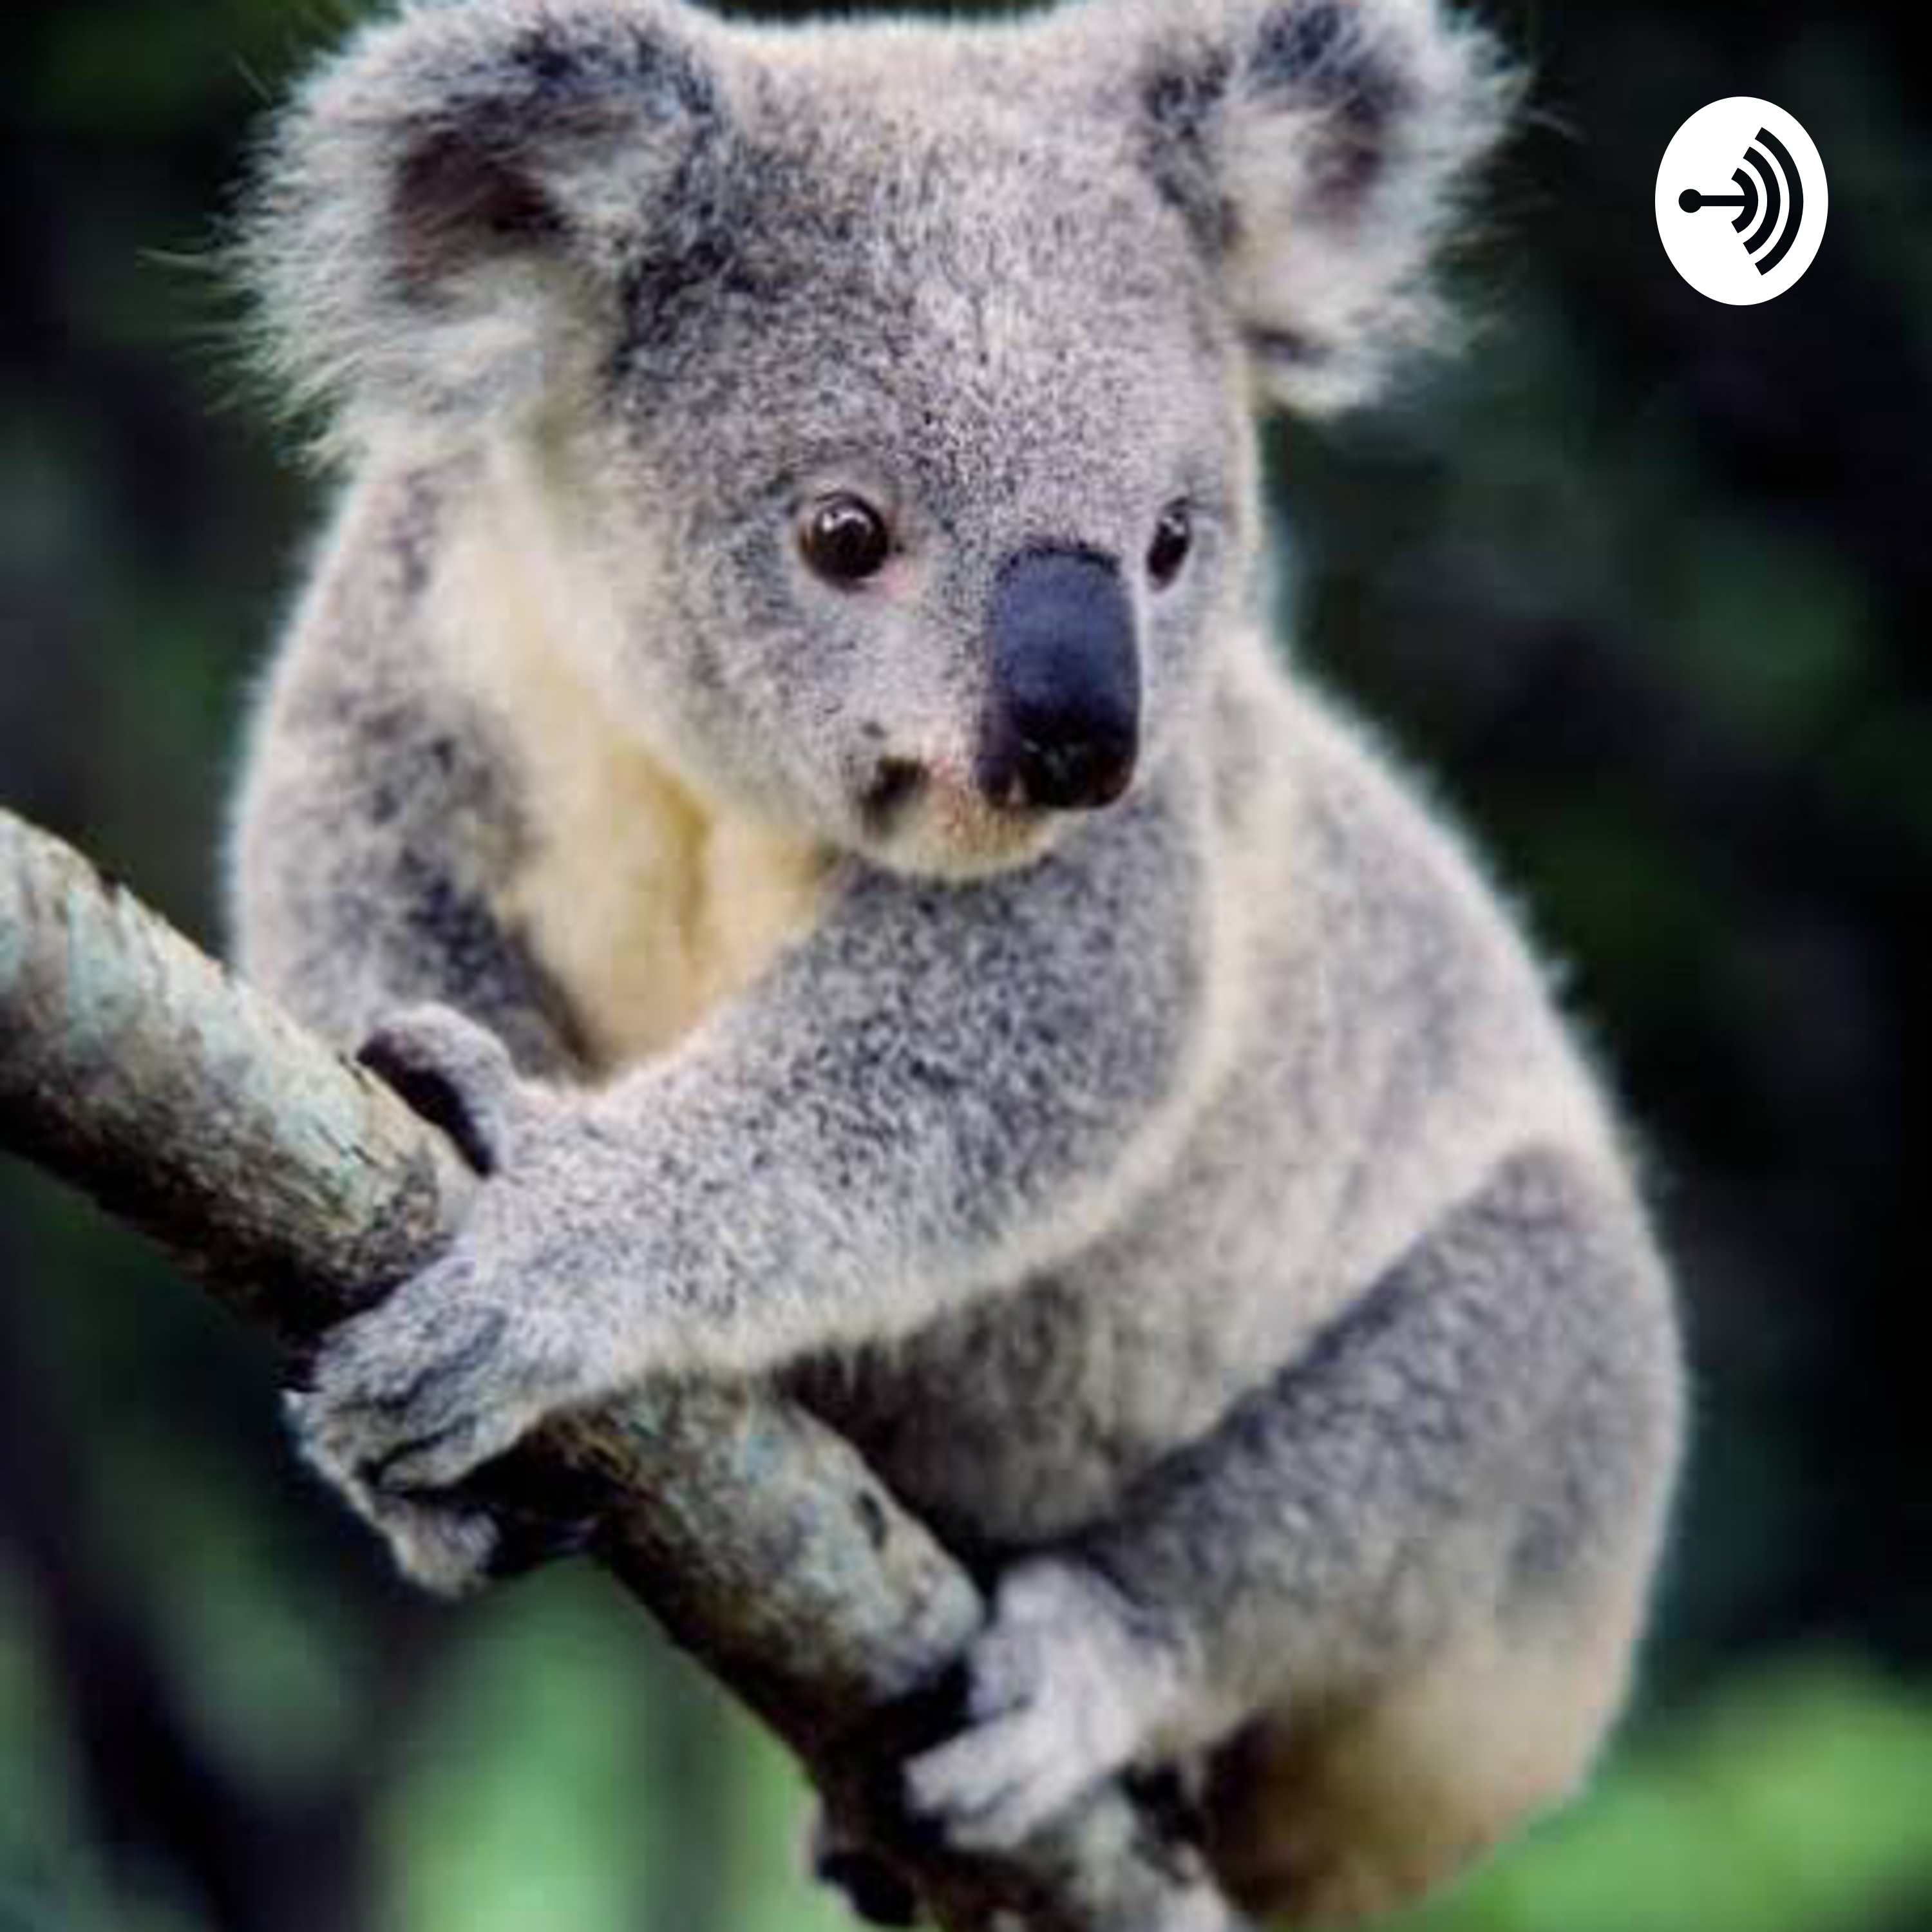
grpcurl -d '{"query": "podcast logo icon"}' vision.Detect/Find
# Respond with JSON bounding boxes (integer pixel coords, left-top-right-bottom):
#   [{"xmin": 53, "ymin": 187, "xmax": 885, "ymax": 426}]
[{"xmin": 1656, "ymin": 99, "xmax": 1827, "ymax": 304}]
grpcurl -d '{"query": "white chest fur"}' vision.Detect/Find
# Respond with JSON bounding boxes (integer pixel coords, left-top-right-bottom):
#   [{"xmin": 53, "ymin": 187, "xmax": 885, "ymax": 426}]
[{"xmin": 433, "ymin": 491, "xmax": 829, "ymax": 1074}]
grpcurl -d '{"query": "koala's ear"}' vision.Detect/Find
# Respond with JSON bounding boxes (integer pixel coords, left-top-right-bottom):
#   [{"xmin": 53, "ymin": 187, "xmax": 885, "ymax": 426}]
[
  {"xmin": 242, "ymin": 0, "xmax": 721, "ymax": 459},
  {"xmin": 1117, "ymin": 0, "xmax": 1516, "ymax": 415}
]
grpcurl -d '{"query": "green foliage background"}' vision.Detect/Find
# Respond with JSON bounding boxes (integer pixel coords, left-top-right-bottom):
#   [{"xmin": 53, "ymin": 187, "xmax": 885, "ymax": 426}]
[{"xmin": 3, "ymin": 1, "xmax": 1928, "ymax": 1927}]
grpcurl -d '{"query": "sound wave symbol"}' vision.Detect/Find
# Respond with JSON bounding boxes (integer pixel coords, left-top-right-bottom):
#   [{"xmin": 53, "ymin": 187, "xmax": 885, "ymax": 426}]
[{"xmin": 1678, "ymin": 129, "xmax": 1804, "ymax": 274}]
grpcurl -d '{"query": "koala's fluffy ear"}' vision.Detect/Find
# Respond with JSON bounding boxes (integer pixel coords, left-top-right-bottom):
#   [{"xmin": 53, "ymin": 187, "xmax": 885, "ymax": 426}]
[
  {"xmin": 242, "ymin": 0, "xmax": 720, "ymax": 459},
  {"xmin": 1115, "ymin": 0, "xmax": 1516, "ymax": 414}
]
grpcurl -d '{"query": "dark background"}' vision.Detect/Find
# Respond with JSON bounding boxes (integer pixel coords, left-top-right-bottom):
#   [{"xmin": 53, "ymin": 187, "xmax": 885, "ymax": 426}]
[{"xmin": 3, "ymin": 2, "xmax": 1929, "ymax": 1929}]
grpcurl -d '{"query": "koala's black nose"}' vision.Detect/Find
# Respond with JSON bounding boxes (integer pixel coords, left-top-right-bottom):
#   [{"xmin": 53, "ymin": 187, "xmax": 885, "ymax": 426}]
[{"xmin": 979, "ymin": 548, "xmax": 1141, "ymax": 813}]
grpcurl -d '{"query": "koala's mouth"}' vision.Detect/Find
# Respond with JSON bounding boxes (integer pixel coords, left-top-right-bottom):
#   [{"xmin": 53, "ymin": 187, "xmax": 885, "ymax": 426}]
[
  {"xmin": 853, "ymin": 752, "xmax": 1062, "ymax": 881},
  {"xmin": 858, "ymin": 755, "xmax": 1042, "ymax": 837},
  {"xmin": 858, "ymin": 757, "xmax": 929, "ymax": 829}
]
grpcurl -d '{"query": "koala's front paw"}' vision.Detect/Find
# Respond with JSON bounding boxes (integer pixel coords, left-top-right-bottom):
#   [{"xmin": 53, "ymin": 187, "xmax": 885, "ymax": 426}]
[
  {"xmin": 285, "ymin": 1293, "xmax": 607, "ymax": 1594},
  {"xmin": 904, "ymin": 1558, "xmax": 1188, "ymax": 1853},
  {"xmin": 289, "ymin": 1004, "xmax": 638, "ymax": 1586}
]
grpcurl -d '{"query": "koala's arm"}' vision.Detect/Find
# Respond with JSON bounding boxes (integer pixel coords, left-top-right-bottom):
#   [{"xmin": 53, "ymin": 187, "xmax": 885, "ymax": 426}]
[
  {"xmin": 609, "ymin": 791, "xmax": 1218, "ymax": 1367},
  {"xmin": 905, "ymin": 1146, "xmax": 1683, "ymax": 1853},
  {"xmin": 229, "ymin": 478, "xmax": 583, "ymax": 1082},
  {"xmin": 294, "ymin": 774, "xmax": 1217, "ymax": 1501}
]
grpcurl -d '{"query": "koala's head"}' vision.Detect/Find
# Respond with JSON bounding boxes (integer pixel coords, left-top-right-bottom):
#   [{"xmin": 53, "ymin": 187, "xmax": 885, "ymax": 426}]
[{"xmin": 247, "ymin": 0, "xmax": 1510, "ymax": 877}]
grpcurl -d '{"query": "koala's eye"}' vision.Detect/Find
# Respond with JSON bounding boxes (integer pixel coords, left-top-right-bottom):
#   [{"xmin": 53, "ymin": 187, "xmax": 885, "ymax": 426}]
[
  {"xmin": 1148, "ymin": 503, "xmax": 1195, "ymax": 590},
  {"xmin": 800, "ymin": 494, "xmax": 893, "ymax": 586}
]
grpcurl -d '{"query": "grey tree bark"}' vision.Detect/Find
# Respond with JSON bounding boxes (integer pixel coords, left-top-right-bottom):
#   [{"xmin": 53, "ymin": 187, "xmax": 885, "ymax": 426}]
[{"xmin": 0, "ymin": 804, "xmax": 1240, "ymax": 1932}]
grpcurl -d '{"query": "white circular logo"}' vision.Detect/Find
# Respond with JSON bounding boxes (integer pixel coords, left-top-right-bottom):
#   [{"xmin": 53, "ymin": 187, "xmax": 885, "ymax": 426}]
[{"xmin": 1655, "ymin": 98, "xmax": 1828, "ymax": 304}]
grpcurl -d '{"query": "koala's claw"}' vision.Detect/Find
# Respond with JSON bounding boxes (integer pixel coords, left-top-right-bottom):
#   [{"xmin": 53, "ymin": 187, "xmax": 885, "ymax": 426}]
[
  {"xmin": 817, "ymin": 1846, "xmax": 923, "ymax": 1927},
  {"xmin": 806, "ymin": 1807, "xmax": 924, "ymax": 1927},
  {"xmin": 289, "ymin": 1360, "xmax": 596, "ymax": 1596},
  {"xmin": 295, "ymin": 1454, "xmax": 503, "ymax": 1596},
  {"xmin": 358, "ymin": 1002, "xmax": 531, "ymax": 1173},
  {"xmin": 372, "ymin": 1417, "xmax": 504, "ymax": 1497},
  {"xmin": 377, "ymin": 1495, "xmax": 503, "ymax": 1596},
  {"xmin": 482, "ymin": 1500, "xmax": 603, "ymax": 1581},
  {"xmin": 904, "ymin": 1560, "xmax": 1180, "ymax": 1854}
]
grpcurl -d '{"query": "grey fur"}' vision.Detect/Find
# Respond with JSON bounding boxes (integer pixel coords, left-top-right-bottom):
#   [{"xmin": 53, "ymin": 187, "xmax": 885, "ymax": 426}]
[
  {"xmin": 229, "ymin": 1, "xmax": 1681, "ymax": 1923},
  {"xmin": 233, "ymin": 464, "xmax": 587, "ymax": 1075}
]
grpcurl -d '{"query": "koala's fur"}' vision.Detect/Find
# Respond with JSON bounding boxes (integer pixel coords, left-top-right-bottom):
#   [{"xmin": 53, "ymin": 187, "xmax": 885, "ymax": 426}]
[{"xmin": 230, "ymin": 0, "xmax": 1685, "ymax": 1923}]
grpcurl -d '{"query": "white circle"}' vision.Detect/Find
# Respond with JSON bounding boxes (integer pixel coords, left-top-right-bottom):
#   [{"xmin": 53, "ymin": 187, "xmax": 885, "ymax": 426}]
[{"xmin": 1655, "ymin": 98, "xmax": 1828, "ymax": 305}]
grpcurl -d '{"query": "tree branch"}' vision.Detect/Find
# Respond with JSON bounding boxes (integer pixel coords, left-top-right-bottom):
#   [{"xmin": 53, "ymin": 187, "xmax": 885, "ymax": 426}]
[{"xmin": 0, "ymin": 805, "xmax": 1240, "ymax": 1932}]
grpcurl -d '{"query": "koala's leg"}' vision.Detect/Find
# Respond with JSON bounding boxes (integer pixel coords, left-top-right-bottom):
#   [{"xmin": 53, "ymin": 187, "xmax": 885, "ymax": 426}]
[
  {"xmin": 1196, "ymin": 1585, "xmax": 1643, "ymax": 1928},
  {"xmin": 909, "ymin": 1148, "xmax": 1682, "ymax": 1918}
]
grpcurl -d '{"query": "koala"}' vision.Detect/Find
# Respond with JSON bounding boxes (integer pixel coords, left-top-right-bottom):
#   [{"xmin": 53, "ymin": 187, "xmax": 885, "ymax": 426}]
[{"xmin": 228, "ymin": 0, "xmax": 1685, "ymax": 1924}]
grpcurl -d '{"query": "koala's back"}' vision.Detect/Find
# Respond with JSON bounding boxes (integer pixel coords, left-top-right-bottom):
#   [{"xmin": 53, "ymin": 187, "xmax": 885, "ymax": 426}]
[{"xmin": 787, "ymin": 649, "xmax": 1620, "ymax": 1557}]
